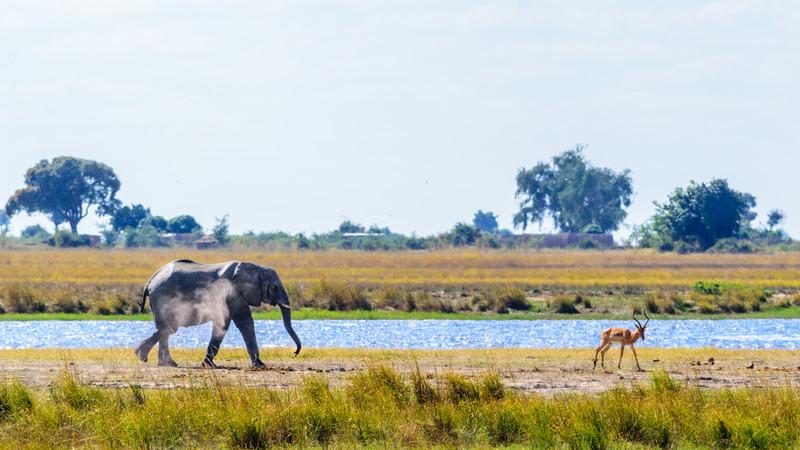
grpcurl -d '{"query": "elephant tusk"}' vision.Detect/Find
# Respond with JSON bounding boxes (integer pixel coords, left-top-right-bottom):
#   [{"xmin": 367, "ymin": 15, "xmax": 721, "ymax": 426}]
[{"xmin": 278, "ymin": 303, "xmax": 292, "ymax": 310}]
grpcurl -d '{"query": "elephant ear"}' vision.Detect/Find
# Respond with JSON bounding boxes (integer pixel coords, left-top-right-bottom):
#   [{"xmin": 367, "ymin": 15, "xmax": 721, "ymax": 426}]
[{"xmin": 226, "ymin": 262, "xmax": 263, "ymax": 307}]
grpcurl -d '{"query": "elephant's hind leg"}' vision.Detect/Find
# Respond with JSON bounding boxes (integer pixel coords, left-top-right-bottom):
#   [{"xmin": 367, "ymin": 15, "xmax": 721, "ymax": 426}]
[
  {"xmin": 203, "ymin": 320, "xmax": 231, "ymax": 369},
  {"xmin": 135, "ymin": 330, "xmax": 160, "ymax": 362},
  {"xmin": 157, "ymin": 328, "xmax": 178, "ymax": 367}
]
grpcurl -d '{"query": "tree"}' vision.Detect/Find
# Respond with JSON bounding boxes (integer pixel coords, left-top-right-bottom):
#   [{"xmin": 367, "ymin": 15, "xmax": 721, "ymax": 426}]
[
  {"xmin": 451, "ymin": 222, "xmax": 481, "ymax": 246},
  {"xmin": 652, "ymin": 179, "xmax": 756, "ymax": 250},
  {"xmin": 5, "ymin": 157, "xmax": 120, "ymax": 233},
  {"xmin": 140, "ymin": 215, "xmax": 168, "ymax": 232},
  {"xmin": 167, "ymin": 215, "xmax": 202, "ymax": 234},
  {"xmin": 513, "ymin": 146, "xmax": 633, "ymax": 233},
  {"xmin": 21, "ymin": 224, "xmax": 50, "ymax": 240},
  {"xmin": 367, "ymin": 225, "xmax": 391, "ymax": 235},
  {"xmin": 110, "ymin": 204, "xmax": 151, "ymax": 231},
  {"xmin": 473, "ymin": 210, "xmax": 499, "ymax": 234},
  {"xmin": 212, "ymin": 215, "xmax": 230, "ymax": 245},
  {"xmin": 338, "ymin": 220, "xmax": 365, "ymax": 233},
  {"xmin": 767, "ymin": 209, "xmax": 785, "ymax": 231},
  {"xmin": 0, "ymin": 208, "xmax": 9, "ymax": 236}
]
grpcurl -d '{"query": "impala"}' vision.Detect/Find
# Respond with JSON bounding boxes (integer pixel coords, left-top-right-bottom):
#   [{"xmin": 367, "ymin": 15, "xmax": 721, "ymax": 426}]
[{"xmin": 593, "ymin": 310, "xmax": 650, "ymax": 371}]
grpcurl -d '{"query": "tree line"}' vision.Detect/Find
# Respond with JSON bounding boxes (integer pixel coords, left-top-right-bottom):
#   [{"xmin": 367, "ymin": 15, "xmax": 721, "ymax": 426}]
[{"xmin": 0, "ymin": 151, "xmax": 792, "ymax": 252}]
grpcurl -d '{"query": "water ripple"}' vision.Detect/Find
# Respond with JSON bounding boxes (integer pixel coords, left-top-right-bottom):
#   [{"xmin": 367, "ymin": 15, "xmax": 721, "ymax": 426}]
[{"xmin": 0, "ymin": 319, "xmax": 799, "ymax": 350}]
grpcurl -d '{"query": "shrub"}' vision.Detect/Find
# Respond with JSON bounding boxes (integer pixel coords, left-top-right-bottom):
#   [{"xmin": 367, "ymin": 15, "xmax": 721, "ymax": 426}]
[
  {"xmin": 550, "ymin": 296, "xmax": 579, "ymax": 314},
  {"xmin": 308, "ymin": 280, "xmax": 372, "ymax": 311},
  {"xmin": 48, "ymin": 296, "xmax": 86, "ymax": 313},
  {"xmin": 90, "ymin": 296, "xmax": 128, "ymax": 315},
  {"xmin": 444, "ymin": 374, "xmax": 480, "ymax": 403},
  {"xmin": 0, "ymin": 380, "xmax": 33, "ymax": 419},
  {"xmin": 496, "ymin": 287, "xmax": 529, "ymax": 311},
  {"xmin": 411, "ymin": 365, "xmax": 438, "ymax": 405},
  {"xmin": 348, "ymin": 366, "xmax": 408, "ymax": 408},
  {"xmin": 50, "ymin": 230, "xmax": 91, "ymax": 247},
  {"xmin": 644, "ymin": 296, "xmax": 659, "ymax": 314},
  {"xmin": 1, "ymin": 284, "xmax": 46, "ymax": 313},
  {"xmin": 479, "ymin": 373, "xmax": 505, "ymax": 401},
  {"xmin": 373, "ymin": 287, "xmax": 412, "ymax": 311}
]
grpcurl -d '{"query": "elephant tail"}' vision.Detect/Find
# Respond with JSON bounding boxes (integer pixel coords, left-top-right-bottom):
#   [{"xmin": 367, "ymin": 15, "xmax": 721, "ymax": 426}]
[{"xmin": 140, "ymin": 286, "xmax": 150, "ymax": 311}]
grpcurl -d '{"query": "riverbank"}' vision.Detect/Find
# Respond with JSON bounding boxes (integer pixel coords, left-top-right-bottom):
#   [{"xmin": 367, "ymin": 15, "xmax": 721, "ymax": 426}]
[
  {"xmin": 2, "ymin": 347, "xmax": 798, "ymax": 394},
  {"xmin": 1, "ymin": 348, "xmax": 799, "ymax": 448},
  {"xmin": 2, "ymin": 305, "xmax": 800, "ymax": 321}
]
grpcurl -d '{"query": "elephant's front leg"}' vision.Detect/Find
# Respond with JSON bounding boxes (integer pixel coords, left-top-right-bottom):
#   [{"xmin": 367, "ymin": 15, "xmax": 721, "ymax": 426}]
[
  {"xmin": 233, "ymin": 314, "xmax": 265, "ymax": 369},
  {"xmin": 203, "ymin": 319, "xmax": 231, "ymax": 369}
]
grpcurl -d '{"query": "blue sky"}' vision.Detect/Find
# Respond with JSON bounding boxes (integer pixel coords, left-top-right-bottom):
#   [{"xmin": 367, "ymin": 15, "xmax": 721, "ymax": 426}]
[{"xmin": 1, "ymin": 1, "xmax": 798, "ymax": 238}]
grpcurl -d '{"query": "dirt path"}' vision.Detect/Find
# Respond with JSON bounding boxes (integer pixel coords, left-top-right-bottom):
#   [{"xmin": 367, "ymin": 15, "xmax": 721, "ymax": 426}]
[{"xmin": 1, "ymin": 348, "xmax": 799, "ymax": 396}]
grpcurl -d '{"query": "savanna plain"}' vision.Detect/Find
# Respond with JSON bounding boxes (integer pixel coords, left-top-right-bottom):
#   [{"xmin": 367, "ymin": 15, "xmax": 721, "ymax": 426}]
[{"xmin": 2, "ymin": 249, "xmax": 800, "ymax": 448}]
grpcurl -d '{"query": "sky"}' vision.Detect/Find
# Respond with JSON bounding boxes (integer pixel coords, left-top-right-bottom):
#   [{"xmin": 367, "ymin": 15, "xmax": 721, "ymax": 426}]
[{"xmin": 1, "ymin": 1, "xmax": 798, "ymax": 238}]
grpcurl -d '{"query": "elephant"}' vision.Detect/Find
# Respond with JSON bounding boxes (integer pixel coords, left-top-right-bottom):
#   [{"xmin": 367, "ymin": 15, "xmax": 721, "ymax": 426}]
[{"xmin": 135, "ymin": 259, "xmax": 301, "ymax": 368}]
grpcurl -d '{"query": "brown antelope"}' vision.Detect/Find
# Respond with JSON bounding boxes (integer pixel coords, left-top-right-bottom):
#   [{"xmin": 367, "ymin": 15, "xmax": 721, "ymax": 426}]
[{"xmin": 593, "ymin": 310, "xmax": 650, "ymax": 371}]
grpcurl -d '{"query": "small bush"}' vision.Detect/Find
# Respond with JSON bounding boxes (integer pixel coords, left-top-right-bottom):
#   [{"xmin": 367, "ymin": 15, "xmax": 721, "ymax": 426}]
[
  {"xmin": 308, "ymin": 280, "xmax": 372, "ymax": 311},
  {"xmin": 550, "ymin": 296, "xmax": 579, "ymax": 314},
  {"xmin": 90, "ymin": 295, "xmax": 128, "ymax": 315},
  {"xmin": 645, "ymin": 296, "xmax": 660, "ymax": 314},
  {"xmin": 479, "ymin": 373, "xmax": 504, "ymax": 401},
  {"xmin": 348, "ymin": 366, "xmax": 408, "ymax": 408},
  {"xmin": 301, "ymin": 376, "xmax": 332, "ymax": 405},
  {"xmin": 1, "ymin": 284, "xmax": 46, "ymax": 313},
  {"xmin": 49, "ymin": 370, "xmax": 104, "ymax": 410},
  {"xmin": 0, "ymin": 380, "xmax": 33, "ymax": 419},
  {"xmin": 697, "ymin": 301, "xmax": 720, "ymax": 314},
  {"xmin": 578, "ymin": 238, "xmax": 599, "ymax": 249},
  {"xmin": 47, "ymin": 296, "xmax": 86, "ymax": 313},
  {"xmin": 496, "ymin": 287, "xmax": 529, "ymax": 311},
  {"xmin": 411, "ymin": 366, "xmax": 438, "ymax": 405},
  {"xmin": 444, "ymin": 374, "xmax": 480, "ymax": 403}
]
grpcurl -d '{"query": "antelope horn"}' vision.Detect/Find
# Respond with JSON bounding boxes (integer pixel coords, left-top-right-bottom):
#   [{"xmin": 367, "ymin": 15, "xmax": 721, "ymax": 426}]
[
  {"xmin": 643, "ymin": 309, "xmax": 650, "ymax": 326},
  {"xmin": 633, "ymin": 310, "xmax": 643, "ymax": 328}
]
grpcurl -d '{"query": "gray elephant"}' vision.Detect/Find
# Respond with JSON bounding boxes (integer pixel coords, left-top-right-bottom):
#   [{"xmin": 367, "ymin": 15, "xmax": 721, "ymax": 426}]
[{"xmin": 135, "ymin": 259, "xmax": 301, "ymax": 368}]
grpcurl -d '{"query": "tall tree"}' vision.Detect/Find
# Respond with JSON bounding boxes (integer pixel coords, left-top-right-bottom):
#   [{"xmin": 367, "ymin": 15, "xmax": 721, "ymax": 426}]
[
  {"xmin": 0, "ymin": 208, "xmax": 9, "ymax": 236},
  {"xmin": 5, "ymin": 157, "xmax": 120, "ymax": 233},
  {"xmin": 167, "ymin": 215, "xmax": 202, "ymax": 234},
  {"xmin": 652, "ymin": 179, "xmax": 756, "ymax": 250},
  {"xmin": 110, "ymin": 204, "xmax": 151, "ymax": 231},
  {"xmin": 473, "ymin": 210, "xmax": 499, "ymax": 233},
  {"xmin": 767, "ymin": 209, "xmax": 785, "ymax": 231},
  {"xmin": 513, "ymin": 146, "xmax": 633, "ymax": 233},
  {"xmin": 338, "ymin": 220, "xmax": 365, "ymax": 233}
]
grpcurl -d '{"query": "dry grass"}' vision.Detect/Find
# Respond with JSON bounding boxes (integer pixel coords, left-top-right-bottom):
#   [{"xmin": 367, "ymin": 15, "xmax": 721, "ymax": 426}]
[
  {"xmin": 1, "ymin": 248, "xmax": 799, "ymax": 288},
  {"xmin": 1, "ymin": 249, "xmax": 799, "ymax": 316}
]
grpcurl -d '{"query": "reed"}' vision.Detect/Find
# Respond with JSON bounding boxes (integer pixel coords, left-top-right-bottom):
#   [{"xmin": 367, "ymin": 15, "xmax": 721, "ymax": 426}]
[{"xmin": 1, "ymin": 249, "xmax": 799, "ymax": 317}]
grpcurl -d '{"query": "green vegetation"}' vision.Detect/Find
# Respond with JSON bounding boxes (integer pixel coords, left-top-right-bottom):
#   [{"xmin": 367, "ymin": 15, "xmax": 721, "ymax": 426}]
[
  {"xmin": 513, "ymin": 145, "xmax": 633, "ymax": 233},
  {"xmin": 1, "ymin": 368, "xmax": 799, "ymax": 448},
  {"xmin": 5, "ymin": 156, "xmax": 120, "ymax": 234},
  {"xmin": 632, "ymin": 178, "xmax": 793, "ymax": 253}
]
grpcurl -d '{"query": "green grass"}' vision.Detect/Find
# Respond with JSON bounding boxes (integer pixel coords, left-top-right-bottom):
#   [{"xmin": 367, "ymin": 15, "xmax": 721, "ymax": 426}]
[
  {"xmin": 2, "ymin": 367, "xmax": 799, "ymax": 448},
  {"xmin": 3, "ymin": 305, "xmax": 800, "ymax": 321}
]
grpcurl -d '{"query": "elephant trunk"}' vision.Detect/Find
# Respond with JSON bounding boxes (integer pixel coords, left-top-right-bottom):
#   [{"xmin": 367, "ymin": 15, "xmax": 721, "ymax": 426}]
[{"xmin": 280, "ymin": 304, "xmax": 301, "ymax": 356}]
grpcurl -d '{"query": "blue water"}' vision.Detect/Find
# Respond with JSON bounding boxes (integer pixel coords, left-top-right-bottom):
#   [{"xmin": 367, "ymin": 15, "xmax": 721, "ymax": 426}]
[{"xmin": 1, "ymin": 319, "xmax": 799, "ymax": 350}]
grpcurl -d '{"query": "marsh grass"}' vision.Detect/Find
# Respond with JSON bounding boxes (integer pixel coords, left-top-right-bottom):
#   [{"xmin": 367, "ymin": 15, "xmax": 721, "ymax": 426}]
[
  {"xmin": 1, "ymin": 367, "xmax": 799, "ymax": 448},
  {"xmin": 2, "ymin": 249, "xmax": 800, "ymax": 318}
]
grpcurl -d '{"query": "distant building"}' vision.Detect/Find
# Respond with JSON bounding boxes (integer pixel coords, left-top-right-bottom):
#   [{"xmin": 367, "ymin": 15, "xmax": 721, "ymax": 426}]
[
  {"xmin": 195, "ymin": 235, "xmax": 219, "ymax": 249},
  {"xmin": 503, "ymin": 233, "xmax": 614, "ymax": 249}
]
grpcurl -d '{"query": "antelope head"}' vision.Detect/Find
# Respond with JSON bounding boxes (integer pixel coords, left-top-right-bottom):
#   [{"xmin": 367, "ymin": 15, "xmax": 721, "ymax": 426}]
[{"xmin": 633, "ymin": 310, "xmax": 650, "ymax": 341}]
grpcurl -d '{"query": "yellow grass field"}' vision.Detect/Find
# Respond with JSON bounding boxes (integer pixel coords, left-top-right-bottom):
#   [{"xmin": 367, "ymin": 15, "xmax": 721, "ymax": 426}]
[{"xmin": 2, "ymin": 248, "xmax": 800, "ymax": 289}]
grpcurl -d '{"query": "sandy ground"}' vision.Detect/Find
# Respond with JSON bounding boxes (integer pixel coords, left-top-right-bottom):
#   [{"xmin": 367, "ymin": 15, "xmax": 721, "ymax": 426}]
[{"xmin": 1, "ymin": 347, "xmax": 799, "ymax": 396}]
